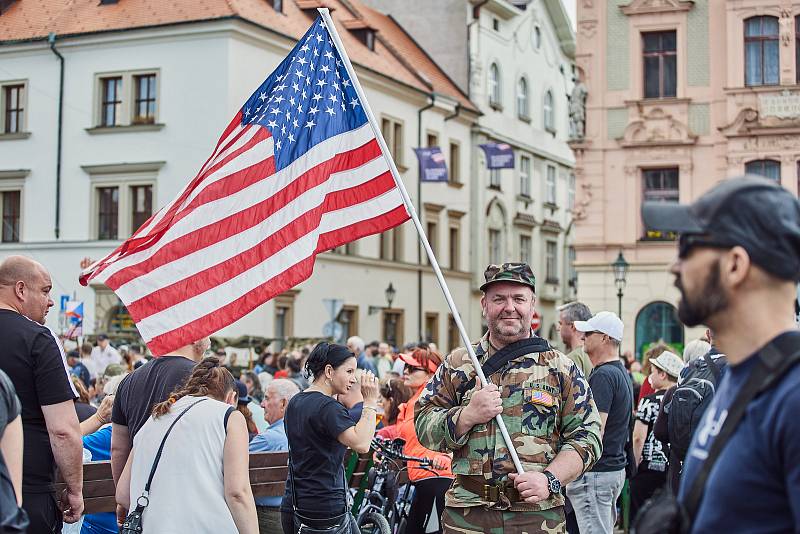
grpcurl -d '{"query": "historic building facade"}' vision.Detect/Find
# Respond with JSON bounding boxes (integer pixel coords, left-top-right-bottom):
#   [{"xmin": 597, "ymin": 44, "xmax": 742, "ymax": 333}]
[
  {"xmin": 573, "ymin": 0, "xmax": 800, "ymax": 356},
  {"xmin": 0, "ymin": 0, "xmax": 482, "ymax": 351},
  {"xmin": 363, "ymin": 0, "xmax": 578, "ymax": 342}
]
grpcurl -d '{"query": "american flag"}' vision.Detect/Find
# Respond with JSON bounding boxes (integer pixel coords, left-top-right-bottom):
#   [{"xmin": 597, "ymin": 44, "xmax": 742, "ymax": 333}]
[{"xmin": 80, "ymin": 16, "xmax": 410, "ymax": 355}]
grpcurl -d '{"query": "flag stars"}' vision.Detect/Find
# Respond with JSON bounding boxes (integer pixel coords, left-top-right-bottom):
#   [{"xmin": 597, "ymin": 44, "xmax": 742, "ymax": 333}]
[
  {"xmin": 312, "ymin": 93, "xmax": 323, "ymax": 102},
  {"xmin": 297, "ymin": 57, "xmax": 308, "ymax": 66},
  {"xmin": 305, "ymin": 119, "xmax": 316, "ymax": 129},
  {"xmin": 276, "ymin": 139, "xmax": 282, "ymax": 150},
  {"xmin": 324, "ymin": 50, "xmax": 334, "ymax": 60},
  {"xmin": 325, "ymin": 106, "xmax": 335, "ymax": 116},
  {"xmin": 329, "ymin": 93, "xmax": 338, "ymax": 103},
  {"xmin": 292, "ymin": 82, "xmax": 300, "ymax": 92},
  {"xmin": 295, "ymin": 69, "xmax": 305, "ymax": 79},
  {"xmin": 315, "ymin": 34, "xmax": 323, "ymax": 43},
  {"xmin": 309, "ymin": 106, "xmax": 319, "ymax": 115},
  {"xmin": 343, "ymin": 79, "xmax": 351, "ymax": 88},
  {"xmin": 270, "ymin": 106, "xmax": 281, "ymax": 115},
  {"xmin": 300, "ymin": 44, "xmax": 309, "ymax": 53},
  {"xmin": 267, "ymin": 119, "xmax": 278, "ymax": 129},
  {"xmin": 244, "ymin": 108, "xmax": 251, "ymax": 117},
  {"xmin": 320, "ymin": 65, "xmax": 331, "ymax": 74},
  {"xmin": 349, "ymin": 98, "xmax": 360, "ymax": 109},
  {"xmin": 288, "ymin": 133, "xmax": 295, "ymax": 143},
  {"xmin": 316, "ymin": 78, "xmax": 328, "ymax": 88},
  {"xmin": 259, "ymin": 92, "xmax": 267, "ymax": 101}
]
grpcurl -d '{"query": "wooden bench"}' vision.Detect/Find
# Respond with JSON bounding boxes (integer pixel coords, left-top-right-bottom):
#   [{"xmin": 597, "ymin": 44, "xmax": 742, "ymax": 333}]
[{"xmin": 56, "ymin": 451, "xmax": 378, "ymax": 515}]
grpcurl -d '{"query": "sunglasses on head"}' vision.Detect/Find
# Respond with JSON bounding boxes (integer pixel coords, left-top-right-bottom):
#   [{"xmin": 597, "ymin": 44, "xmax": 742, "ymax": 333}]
[{"xmin": 678, "ymin": 234, "xmax": 733, "ymax": 259}]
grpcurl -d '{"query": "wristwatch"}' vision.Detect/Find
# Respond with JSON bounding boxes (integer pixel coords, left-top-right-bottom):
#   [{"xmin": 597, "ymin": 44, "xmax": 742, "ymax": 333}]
[{"xmin": 543, "ymin": 470, "xmax": 561, "ymax": 496}]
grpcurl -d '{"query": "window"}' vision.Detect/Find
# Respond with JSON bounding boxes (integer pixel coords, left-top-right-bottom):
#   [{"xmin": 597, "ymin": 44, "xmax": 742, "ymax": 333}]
[
  {"xmin": 382, "ymin": 309, "xmax": 404, "ymax": 348},
  {"xmin": 3, "ymin": 84, "xmax": 24, "ymax": 134},
  {"xmin": 274, "ymin": 305, "xmax": 291, "ymax": 351},
  {"xmin": 449, "ymin": 225, "xmax": 460, "ymax": 270},
  {"xmin": 517, "ymin": 78, "xmax": 529, "ymax": 119},
  {"xmin": 448, "ymin": 314, "xmax": 460, "ymax": 353},
  {"xmin": 337, "ymin": 305, "xmax": 359, "ymax": 344},
  {"xmin": 546, "ymin": 165, "xmax": 557, "ymax": 205},
  {"xmin": 426, "ymin": 132, "xmax": 438, "ymax": 148},
  {"xmin": 519, "ymin": 155, "xmax": 531, "ymax": 197},
  {"xmin": 133, "ymin": 74, "xmax": 157, "ymax": 125},
  {"xmin": 331, "ymin": 242, "xmax": 357, "ymax": 255},
  {"xmin": 449, "ymin": 141, "xmax": 461, "ymax": 184},
  {"xmin": 488, "ymin": 229, "xmax": 501, "ymax": 264},
  {"xmin": 568, "ymin": 173, "xmax": 576, "ymax": 210},
  {"xmin": 545, "ymin": 241, "xmax": 558, "ymax": 283},
  {"xmin": 424, "ymin": 313, "xmax": 439, "ymax": 345},
  {"xmin": 568, "ymin": 246, "xmax": 577, "ymax": 288},
  {"xmin": 519, "ymin": 234, "xmax": 531, "ymax": 265},
  {"xmin": 100, "ymin": 77, "xmax": 123, "ymax": 127},
  {"xmin": 492, "ymin": 18, "xmax": 500, "ymax": 32},
  {"xmin": 1, "ymin": 190, "xmax": 20, "ymax": 243},
  {"xmin": 380, "ymin": 228, "xmax": 403, "ymax": 261},
  {"xmin": 534, "ymin": 26, "xmax": 541, "ymax": 50},
  {"xmin": 426, "ymin": 220, "xmax": 438, "ymax": 261},
  {"xmin": 642, "ymin": 31, "xmax": 677, "ymax": 98},
  {"xmin": 745, "ymin": 16, "xmax": 779, "ymax": 86},
  {"xmin": 130, "ymin": 185, "xmax": 153, "ymax": 233},
  {"xmin": 381, "ymin": 117, "xmax": 404, "ymax": 167},
  {"xmin": 543, "ymin": 90, "xmax": 554, "ymax": 132},
  {"xmin": 746, "ymin": 159, "xmax": 781, "ymax": 182},
  {"xmin": 269, "ymin": 0, "xmax": 283, "ymax": 12},
  {"xmin": 490, "ymin": 168, "xmax": 501, "ymax": 189},
  {"xmin": 797, "ymin": 16, "xmax": 800, "ymax": 83},
  {"xmin": 642, "ymin": 167, "xmax": 679, "ymax": 240},
  {"xmin": 97, "ymin": 187, "xmax": 119, "ymax": 240},
  {"xmin": 489, "ymin": 63, "xmax": 501, "ymax": 108}
]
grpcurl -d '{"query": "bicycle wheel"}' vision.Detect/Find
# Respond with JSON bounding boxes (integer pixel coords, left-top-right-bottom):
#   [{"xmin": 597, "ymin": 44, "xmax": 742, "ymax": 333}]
[{"xmin": 358, "ymin": 511, "xmax": 391, "ymax": 534}]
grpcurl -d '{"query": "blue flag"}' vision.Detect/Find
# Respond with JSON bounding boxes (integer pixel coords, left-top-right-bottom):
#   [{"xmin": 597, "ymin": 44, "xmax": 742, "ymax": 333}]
[
  {"xmin": 414, "ymin": 146, "xmax": 448, "ymax": 182},
  {"xmin": 479, "ymin": 142, "xmax": 515, "ymax": 169}
]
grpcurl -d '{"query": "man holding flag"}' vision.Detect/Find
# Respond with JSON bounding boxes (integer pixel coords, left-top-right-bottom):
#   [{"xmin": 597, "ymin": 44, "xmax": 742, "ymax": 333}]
[{"xmin": 415, "ymin": 263, "xmax": 602, "ymax": 533}]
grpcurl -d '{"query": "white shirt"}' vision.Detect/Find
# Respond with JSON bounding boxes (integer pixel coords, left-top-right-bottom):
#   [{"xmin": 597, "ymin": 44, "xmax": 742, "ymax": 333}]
[
  {"xmin": 129, "ymin": 396, "xmax": 237, "ymax": 533},
  {"xmin": 90, "ymin": 344, "xmax": 122, "ymax": 375}
]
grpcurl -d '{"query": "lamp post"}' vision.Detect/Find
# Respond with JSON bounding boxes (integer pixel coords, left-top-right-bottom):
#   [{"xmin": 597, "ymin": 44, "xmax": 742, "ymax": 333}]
[
  {"xmin": 612, "ymin": 251, "xmax": 629, "ymax": 353},
  {"xmin": 385, "ymin": 283, "xmax": 396, "ymax": 309}
]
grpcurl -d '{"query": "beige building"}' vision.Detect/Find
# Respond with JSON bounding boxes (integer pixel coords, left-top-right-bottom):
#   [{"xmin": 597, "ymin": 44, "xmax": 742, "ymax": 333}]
[{"xmin": 573, "ymin": 0, "xmax": 800, "ymax": 356}]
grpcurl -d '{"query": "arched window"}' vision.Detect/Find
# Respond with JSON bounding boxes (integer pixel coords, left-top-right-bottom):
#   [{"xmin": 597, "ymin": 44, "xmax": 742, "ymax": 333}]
[
  {"xmin": 543, "ymin": 90, "xmax": 554, "ymax": 131},
  {"xmin": 745, "ymin": 16, "xmax": 779, "ymax": 86},
  {"xmin": 517, "ymin": 78, "xmax": 529, "ymax": 119},
  {"xmin": 634, "ymin": 302, "xmax": 684, "ymax": 358},
  {"xmin": 745, "ymin": 159, "xmax": 781, "ymax": 182},
  {"xmin": 488, "ymin": 63, "xmax": 501, "ymax": 107}
]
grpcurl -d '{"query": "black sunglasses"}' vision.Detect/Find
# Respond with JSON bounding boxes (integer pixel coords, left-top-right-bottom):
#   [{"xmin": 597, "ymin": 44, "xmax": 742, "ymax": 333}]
[
  {"xmin": 678, "ymin": 234, "xmax": 733, "ymax": 259},
  {"xmin": 404, "ymin": 365, "xmax": 427, "ymax": 374}
]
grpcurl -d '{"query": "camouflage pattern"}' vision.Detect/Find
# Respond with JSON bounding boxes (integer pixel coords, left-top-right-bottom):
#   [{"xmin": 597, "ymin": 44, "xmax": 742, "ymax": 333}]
[
  {"xmin": 442, "ymin": 505, "xmax": 565, "ymax": 534},
  {"xmin": 414, "ymin": 332, "xmax": 602, "ymax": 513},
  {"xmin": 480, "ymin": 263, "xmax": 536, "ymax": 291}
]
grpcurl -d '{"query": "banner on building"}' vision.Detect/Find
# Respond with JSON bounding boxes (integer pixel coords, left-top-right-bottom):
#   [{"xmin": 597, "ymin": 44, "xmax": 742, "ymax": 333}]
[
  {"xmin": 414, "ymin": 147, "xmax": 449, "ymax": 182},
  {"xmin": 479, "ymin": 142, "xmax": 515, "ymax": 169}
]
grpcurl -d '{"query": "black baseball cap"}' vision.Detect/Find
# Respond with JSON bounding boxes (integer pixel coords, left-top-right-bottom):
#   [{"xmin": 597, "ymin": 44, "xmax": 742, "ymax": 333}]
[{"xmin": 642, "ymin": 176, "xmax": 800, "ymax": 281}]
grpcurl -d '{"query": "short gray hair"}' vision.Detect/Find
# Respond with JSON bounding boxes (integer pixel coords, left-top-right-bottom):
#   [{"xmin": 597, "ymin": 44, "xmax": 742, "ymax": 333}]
[
  {"xmin": 268, "ymin": 379, "xmax": 300, "ymax": 402},
  {"xmin": 682, "ymin": 339, "xmax": 711, "ymax": 364},
  {"xmin": 558, "ymin": 301, "xmax": 592, "ymax": 324},
  {"xmin": 347, "ymin": 336, "xmax": 365, "ymax": 353}
]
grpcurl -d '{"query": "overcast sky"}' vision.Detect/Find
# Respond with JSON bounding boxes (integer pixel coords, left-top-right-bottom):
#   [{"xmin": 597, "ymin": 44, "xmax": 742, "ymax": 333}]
[{"xmin": 564, "ymin": 0, "xmax": 577, "ymax": 29}]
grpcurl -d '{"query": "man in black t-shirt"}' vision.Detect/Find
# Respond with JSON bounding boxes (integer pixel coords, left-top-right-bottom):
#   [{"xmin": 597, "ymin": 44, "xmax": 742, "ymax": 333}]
[
  {"xmin": 568, "ymin": 311, "xmax": 632, "ymax": 534},
  {"xmin": 110, "ymin": 337, "xmax": 209, "ymax": 521},
  {"xmin": 0, "ymin": 255, "xmax": 84, "ymax": 533}
]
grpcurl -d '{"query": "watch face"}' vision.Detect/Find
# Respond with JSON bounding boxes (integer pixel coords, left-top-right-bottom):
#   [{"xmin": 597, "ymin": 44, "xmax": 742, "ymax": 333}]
[{"xmin": 546, "ymin": 472, "xmax": 561, "ymax": 494}]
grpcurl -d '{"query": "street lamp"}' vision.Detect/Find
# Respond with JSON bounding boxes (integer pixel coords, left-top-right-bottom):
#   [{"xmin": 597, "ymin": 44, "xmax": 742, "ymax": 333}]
[
  {"xmin": 612, "ymin": 250, "xmax": 629, "ymax": 319},
  {"xmin": 369, "ymin": 282, "xmax": 397, "ymax": 315}
]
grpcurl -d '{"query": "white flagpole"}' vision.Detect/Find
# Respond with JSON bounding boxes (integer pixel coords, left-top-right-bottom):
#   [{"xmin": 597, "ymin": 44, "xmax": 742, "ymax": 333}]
[{"xmin": 319, "ymin": 8, "xmax": 525, "ymax": 475}]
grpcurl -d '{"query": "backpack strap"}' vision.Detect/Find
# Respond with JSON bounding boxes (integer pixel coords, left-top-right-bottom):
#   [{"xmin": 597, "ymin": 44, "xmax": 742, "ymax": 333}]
[
  {"xmin": 457, "ymin": 337, "xmax": 551, "ymax": 397},
  {"xmin": 702, "ymin": 350, "xmax": 722, "ymax": 382},
  {"xmin": 683, "ymin": 334, "xmax": 800, "ymax": 520}
]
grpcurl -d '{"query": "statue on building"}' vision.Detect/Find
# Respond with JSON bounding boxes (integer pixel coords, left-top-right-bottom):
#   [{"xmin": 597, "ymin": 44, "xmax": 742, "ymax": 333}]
[{"xmin": 569, "ymin": 71, "xmax": 588, "ymax": 141}]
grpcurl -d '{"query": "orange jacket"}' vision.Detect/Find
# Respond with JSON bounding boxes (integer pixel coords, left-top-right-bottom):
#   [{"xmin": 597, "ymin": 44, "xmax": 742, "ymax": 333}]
[{"xmin": 397, "ymin": 386, "xmax": 453, "ymax": 482}]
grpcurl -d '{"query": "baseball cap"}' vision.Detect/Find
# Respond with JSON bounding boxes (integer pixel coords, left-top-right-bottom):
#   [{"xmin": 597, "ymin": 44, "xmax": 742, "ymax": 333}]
[
  {"xmin": 398, "ymin": 352, "xmax": 438, "ymax": 374},
  {"xmin": 235, "ymin": 380, "xmax": 251, "ymax": 405},
  {"xmin": 97, "ymin": 333, "xmax": 109, "ymax": 341},
  {"xmin": 650, "ymin": 351, "xmax": 683, "ymax": 379},
  {"xmin": 642, "ymin": 176, "xmax": 800, "ymax": 281},
  {"xmin": 573, "ymin": 311, "xmax": 624, "ymax": 342},
  {"xmin": 480, "ymin": 262, "xmax": 536, "ymax": 292},
  {"xmin": 103, "ymin": 364, "xmax": 126, "ymax": 379}
]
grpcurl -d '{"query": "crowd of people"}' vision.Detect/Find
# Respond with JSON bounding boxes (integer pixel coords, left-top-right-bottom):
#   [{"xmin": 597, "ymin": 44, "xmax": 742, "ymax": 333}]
[{"xmin": 0, "ymin": 176, "xmax": 799, "ymax": 534}]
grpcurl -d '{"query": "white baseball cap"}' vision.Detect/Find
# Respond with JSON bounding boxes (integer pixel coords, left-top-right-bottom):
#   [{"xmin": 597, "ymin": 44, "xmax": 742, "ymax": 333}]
[{"xmin": 573, "ymin": 311, "xmax": 624, "ymax": 342}]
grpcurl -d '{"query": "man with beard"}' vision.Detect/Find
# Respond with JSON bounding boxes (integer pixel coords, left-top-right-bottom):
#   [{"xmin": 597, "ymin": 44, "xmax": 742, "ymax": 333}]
[
  {"xmin": 642, "ymin": 176, "xmax": 800, "ymax": 532},
  {"xmin": 415, "ymin": 263, "xmax": 602, "ymax": 533}
]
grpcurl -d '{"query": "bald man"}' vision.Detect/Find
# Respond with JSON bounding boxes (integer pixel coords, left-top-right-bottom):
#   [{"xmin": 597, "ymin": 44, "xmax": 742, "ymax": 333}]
[{"xmin": 0, "ymin": 255, "xmax": 84, "ymax": 531}]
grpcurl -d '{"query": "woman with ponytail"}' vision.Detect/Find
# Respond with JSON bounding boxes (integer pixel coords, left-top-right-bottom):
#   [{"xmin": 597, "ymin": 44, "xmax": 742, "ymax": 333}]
[
  {"xmin": 115, "ymin": 357, "xmax": 258, "ymax": 533},
  {"xmin": 280, "ymin": 342, "xmax": 380, "ymax": 534}
]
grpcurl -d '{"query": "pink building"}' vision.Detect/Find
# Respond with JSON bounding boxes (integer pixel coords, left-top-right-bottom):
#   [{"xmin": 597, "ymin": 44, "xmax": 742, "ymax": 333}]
[{"xmin": 572, "ymin": 0, "xmax": 800, "ymax": 356}]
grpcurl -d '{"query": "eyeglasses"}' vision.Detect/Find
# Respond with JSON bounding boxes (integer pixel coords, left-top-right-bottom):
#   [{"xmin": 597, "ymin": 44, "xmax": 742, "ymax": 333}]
[
  {"xmin": 678, "ymin": 234, "xmax": 732, "ymax": 259},
  {"xmin": 404, "ymin": 365, "xmax": 427, "ymax": 374}
]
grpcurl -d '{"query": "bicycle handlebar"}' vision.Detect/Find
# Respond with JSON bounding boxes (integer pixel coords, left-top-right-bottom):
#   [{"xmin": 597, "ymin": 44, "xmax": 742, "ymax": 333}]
[{"xmin": 371, "ymin": 437, "xmax": 434, "ymax": 466}]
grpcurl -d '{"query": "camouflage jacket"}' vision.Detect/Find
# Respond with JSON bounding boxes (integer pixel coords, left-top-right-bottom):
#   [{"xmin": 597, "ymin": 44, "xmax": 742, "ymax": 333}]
[{"xmin": 414, "ymin": 333, "xmax": 602, "ymax": 511}]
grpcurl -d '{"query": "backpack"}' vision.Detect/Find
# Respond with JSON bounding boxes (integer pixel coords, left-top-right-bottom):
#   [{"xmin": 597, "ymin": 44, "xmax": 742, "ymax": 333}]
[{"xmin": 666, "ymin": 351, "xmax": 726, "ymax": 461}]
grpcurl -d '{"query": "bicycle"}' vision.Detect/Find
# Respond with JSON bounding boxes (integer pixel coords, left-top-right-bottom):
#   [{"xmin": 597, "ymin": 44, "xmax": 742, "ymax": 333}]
[{"xmin": 355, "ymin": 437, "xmax": 436, "ymax": 534}]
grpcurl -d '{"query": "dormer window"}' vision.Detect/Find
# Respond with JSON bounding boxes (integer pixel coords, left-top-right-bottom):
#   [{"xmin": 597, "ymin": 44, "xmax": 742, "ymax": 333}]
[{"xmin": 342, "ymin": 19, "xmax": 377, "ymax": 51}]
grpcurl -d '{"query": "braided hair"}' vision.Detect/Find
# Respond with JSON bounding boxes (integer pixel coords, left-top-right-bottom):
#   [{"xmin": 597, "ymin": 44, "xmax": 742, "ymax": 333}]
[{"xmin": 152, "ymin": 356, "xmax": 235, "ymax": 418}]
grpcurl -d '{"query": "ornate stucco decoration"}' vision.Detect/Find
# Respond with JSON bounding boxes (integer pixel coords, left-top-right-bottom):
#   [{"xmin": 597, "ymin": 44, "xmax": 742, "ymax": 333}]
[
  {"xmin": 620, "ymin": 0, "xmax": 694, "ymax": 16},
  {"xmin": 571, "ymin": 182, "xmax": 593, "ymax": 221},
  {"xmin": 619, "ymin": 108, "xmax": 697, "ymax": 147},
  {"xmin": 719, "ymin": 107, "xmax": 800, "ymax": 137}
]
